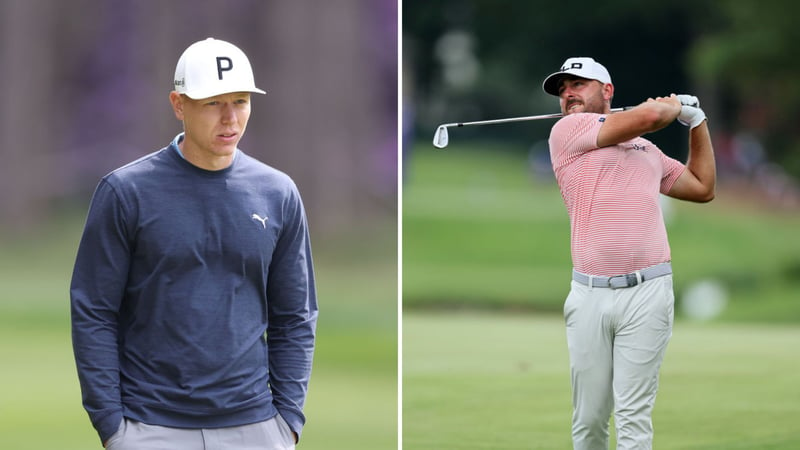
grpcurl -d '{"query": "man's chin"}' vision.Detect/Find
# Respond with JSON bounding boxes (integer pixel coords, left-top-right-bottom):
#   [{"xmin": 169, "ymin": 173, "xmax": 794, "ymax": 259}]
[
  {"xmin": 214, "ymin": 138, "xmax": 241, "ymax": 153},
  {"xmin": 565, "ymin": 105, "xmax": 584, "ymax": 115}
]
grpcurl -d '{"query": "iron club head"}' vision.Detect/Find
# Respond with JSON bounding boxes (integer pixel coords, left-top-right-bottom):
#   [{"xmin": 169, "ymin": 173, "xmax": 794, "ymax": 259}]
[{"xmin": 432, "ymin": 125, "xmax": 449, "ymax": 149}]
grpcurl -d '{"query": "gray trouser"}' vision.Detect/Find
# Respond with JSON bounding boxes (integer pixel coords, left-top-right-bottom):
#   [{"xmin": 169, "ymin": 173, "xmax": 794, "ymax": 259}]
[
  {"xmin": 105, "ymin": 415, "xmax": 296, "ymax": 450},
  {"xmin": 564, "ymin": 275, "xmax": 674, "ymax": 450}
]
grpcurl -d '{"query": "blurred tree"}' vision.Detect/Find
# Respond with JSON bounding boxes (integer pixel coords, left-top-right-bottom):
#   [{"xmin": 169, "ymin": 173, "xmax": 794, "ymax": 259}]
[
  {"xmin": 405, "ymin": 0, "xmax": 800, "ymax": 185},
  {"xmin": 0, "ymin": 0, "xmax": 60, "ymax": 230},
  {"xmin": 687, "ymin": 0, "xmax": 800, "ymax": 177},
  {"xmin": 405, "ymin": 0, "xmax": 699, "ymax": 159},
  {"xmin": 0, "ymin": 0, "xmax": 397, "ymax": 234}
]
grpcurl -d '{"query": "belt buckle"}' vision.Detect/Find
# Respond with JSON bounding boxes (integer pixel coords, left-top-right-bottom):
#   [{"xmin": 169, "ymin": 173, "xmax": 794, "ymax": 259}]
[{"xmin": 610, "ymin": 273, "xmax": 638, "ymax": 289}]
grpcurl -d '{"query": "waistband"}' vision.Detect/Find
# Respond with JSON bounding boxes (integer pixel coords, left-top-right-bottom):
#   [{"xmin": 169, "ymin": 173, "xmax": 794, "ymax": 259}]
[{"xmin": 572, "ymin": 262, "xmax": 672, "ymax": 289}]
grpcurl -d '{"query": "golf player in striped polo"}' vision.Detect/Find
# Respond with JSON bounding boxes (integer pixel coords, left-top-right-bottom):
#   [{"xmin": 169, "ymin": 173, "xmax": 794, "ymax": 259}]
[{"xmin": 543, "ymin": 57, "xmax": 716, "ymax": 449}]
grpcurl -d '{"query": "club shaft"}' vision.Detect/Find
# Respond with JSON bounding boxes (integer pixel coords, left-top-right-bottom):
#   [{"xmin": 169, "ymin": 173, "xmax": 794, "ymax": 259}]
[{"xmin": 441, "ymin": 107, "xmax": 626, "ymax": 129}]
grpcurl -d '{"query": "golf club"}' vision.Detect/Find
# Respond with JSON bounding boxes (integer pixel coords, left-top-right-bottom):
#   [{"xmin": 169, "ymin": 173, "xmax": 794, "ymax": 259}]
[{"xmin": 432, "ymin": 107, "xmax": 631, "ymax": 148}]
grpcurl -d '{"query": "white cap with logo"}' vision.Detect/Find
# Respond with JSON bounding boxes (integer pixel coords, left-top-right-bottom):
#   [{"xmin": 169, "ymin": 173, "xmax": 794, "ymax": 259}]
[
  {"xmin": 174, "ymin": 37, "xmax": 266, "ymax": 99},
  {"xmin": 542, "ymin": 57, "xmax": 612, "ymax": 96}
]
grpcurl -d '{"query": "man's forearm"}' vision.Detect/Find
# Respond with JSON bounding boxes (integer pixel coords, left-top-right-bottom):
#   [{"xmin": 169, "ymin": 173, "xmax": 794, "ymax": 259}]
[{"xmin": 686, "ymin": 121, "xmax": 716, "ymax": 197}]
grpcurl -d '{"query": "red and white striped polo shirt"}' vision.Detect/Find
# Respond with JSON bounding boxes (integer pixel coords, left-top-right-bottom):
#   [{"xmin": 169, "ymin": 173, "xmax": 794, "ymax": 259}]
[{"xmin": 548, "ymin": 112, "xmax": 686, "ymax": 276}]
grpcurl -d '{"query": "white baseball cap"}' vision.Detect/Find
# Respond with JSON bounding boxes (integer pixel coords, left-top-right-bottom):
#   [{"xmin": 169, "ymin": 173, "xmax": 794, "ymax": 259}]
[
  {"xmin": 542, "ymin": 57, "xmax": 612, "ymax": 96},
  {"xmin": 174, "ymin": 37, "xmax": 266, "ymax": 99}
]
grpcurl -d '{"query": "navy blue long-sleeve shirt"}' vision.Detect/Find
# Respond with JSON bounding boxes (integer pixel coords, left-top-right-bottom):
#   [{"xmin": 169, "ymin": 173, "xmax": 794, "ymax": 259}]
[{"xmin": 70, "ymin": 134, "xmax": 318, "ymax": 443}]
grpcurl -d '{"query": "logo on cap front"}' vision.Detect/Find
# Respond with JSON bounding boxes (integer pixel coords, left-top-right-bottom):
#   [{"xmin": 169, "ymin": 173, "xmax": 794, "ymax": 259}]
[
  {"xmin": 561, "ymin": 62, "xmax": 583, "ymax": 72},
  {"xmin": 216, "ymin": 56, "xmax": 233, "ymax": 80}
]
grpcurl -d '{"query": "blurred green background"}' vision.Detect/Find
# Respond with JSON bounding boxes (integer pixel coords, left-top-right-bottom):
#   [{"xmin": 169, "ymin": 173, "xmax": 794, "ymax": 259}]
[
  {"xmin": 402, "ymin": 143, "xmax": 800, "ymax": 449},
  {"xmin": 0, "ymin": 1, "xmax": 398, "ymax": 449},
  {"xmin": 404, "ymin": 146, "xmax": 800, "ymax": 322},
  {"xmin": 0, "ymin": 213, "xmax": 397, "ymax": 450},
  {"xmin": 403, "ymin": 0, "xmax": 800, "ymax": 448}
]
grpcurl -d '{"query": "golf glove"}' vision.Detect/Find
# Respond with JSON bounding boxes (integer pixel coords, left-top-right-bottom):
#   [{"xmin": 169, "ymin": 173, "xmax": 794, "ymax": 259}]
[{"xmin": 676, "ymin": 94, "xmax": 706, "ymax": 129}]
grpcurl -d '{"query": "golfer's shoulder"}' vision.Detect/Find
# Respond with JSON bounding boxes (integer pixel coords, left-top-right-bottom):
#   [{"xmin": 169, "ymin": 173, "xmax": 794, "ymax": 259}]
[
  {"xmin": 238, "ymin": 152, "xmax": 295, "ymax": 184},
  {"xmin": 558, "ymin": 112, "xmax": 605, "ymax": 126},
  {"xmin": 103, "ymin": 148, "xmax": 169, "ymax": 188},
  {"xmin": 237, "ymin": 151, "xmax": 303, "ymax": 201},
  {"xmin": 550, "ymin": 113, "xmax": 604, "ymax": 142}
]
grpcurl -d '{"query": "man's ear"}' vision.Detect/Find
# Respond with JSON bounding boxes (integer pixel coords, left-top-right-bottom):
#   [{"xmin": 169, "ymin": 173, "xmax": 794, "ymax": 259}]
[
  {"xmin": 603, "ymin": 83, "xmax": 615, "ymax": 103},
  {"xmin": 169, "ymin": 91, "xmax": 185, "ymax": 121}
]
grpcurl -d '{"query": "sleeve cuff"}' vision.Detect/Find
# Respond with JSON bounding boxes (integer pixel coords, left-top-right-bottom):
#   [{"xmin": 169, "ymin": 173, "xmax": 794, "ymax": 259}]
[
  {"xmin": 95, "ymin": 411, "xmax": 123, "ymax": 444},
  {"xmin": 277, "ymin": 408, "xmax": 306, "ymax": 441}
]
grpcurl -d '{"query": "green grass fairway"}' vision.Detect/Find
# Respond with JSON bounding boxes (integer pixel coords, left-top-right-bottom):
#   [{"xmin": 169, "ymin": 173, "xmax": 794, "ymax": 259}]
[
  {"xmin": 403, "ymin": 145, "xmax": 800, "ymax": 322},
  {"xmin": 403, "ymin": 312, "xmax": 800, "ymax": 449},
  {"xmin": 0, "ymin": 213, "xmax": 397, "ymax": 450}
]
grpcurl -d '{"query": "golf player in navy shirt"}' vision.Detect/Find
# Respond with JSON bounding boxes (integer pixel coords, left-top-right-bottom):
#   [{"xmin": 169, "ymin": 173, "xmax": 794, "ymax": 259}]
[{"xmin": 70, "ymin": 38, "xmax": 318, "ymax": 449}]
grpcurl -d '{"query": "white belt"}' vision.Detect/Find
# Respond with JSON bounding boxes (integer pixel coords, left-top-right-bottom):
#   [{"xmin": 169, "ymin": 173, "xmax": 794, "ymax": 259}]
[{"xmin": 572, "ymin": 262, "xmax": 672, "ymax": 289}]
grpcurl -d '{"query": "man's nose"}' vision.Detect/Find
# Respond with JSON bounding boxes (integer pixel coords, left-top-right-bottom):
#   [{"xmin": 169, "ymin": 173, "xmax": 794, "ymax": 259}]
[{"xmin": 220, "ymin": 103, "xmax": 237, "ymax": 123}]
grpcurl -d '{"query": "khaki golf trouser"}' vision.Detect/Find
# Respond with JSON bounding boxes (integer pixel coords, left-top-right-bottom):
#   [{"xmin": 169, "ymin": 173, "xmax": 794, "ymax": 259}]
[
  {"xmin": 104, "ymin": 414, "xmax": 296, "ymax": 450},
  {"xmin": 564, "ymin": 275, "xmax": 674, "ymax": 450}
]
